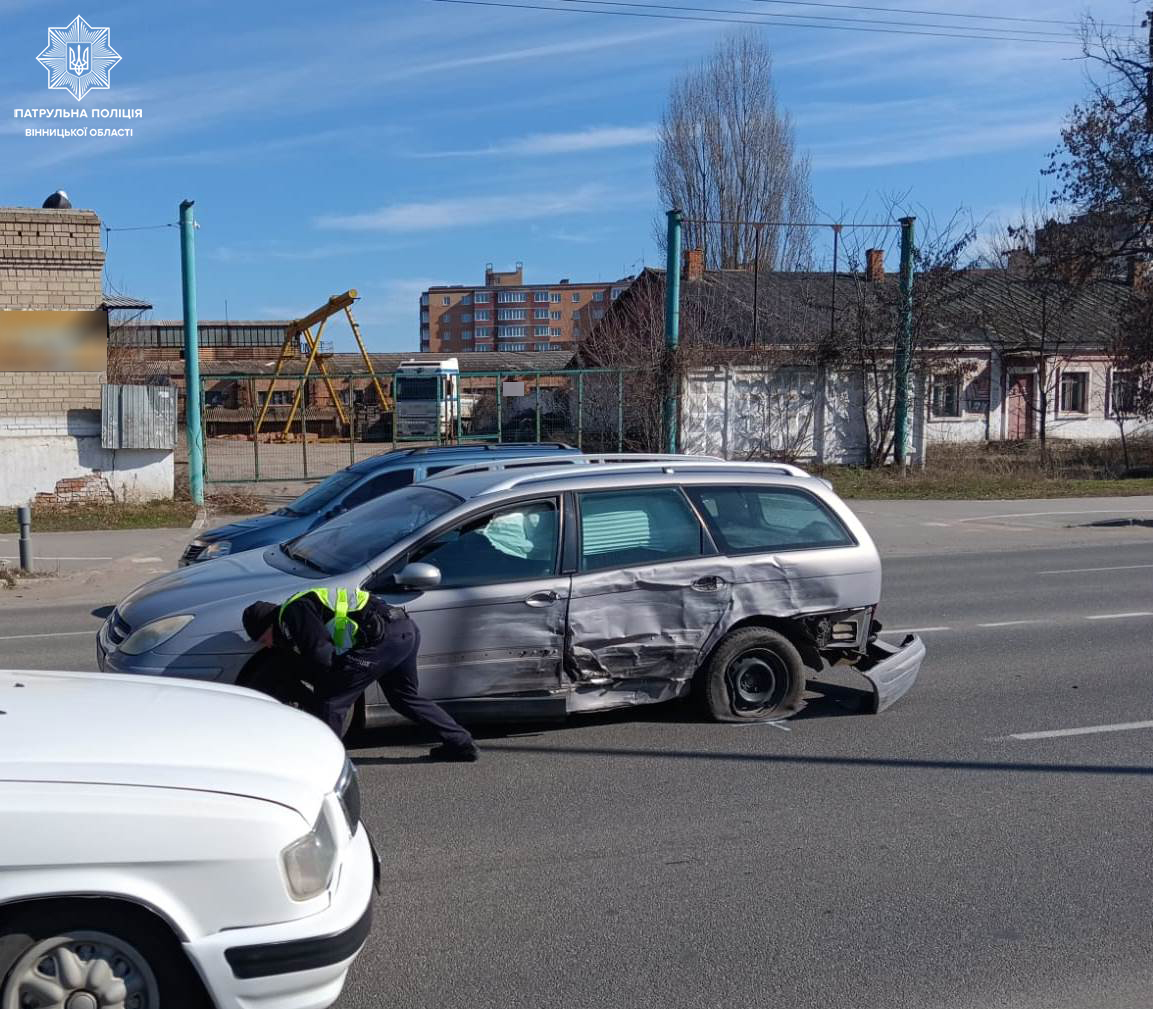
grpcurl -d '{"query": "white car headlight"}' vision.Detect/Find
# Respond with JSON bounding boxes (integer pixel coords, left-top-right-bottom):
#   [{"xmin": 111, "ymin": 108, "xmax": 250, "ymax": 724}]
[
  {"xmin": 119, "ymin": 614, "xmax": 195, "ymax": 655},
  {"xmin": 198, "ymin": 540, "xmax": 232, "ymax": 560},
  {"xmin": 281, "ymin": 808, "xmax": 338, "ymax": 900}
]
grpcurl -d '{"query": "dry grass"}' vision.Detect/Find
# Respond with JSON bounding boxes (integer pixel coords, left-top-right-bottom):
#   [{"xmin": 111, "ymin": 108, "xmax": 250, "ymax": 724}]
[
  {"xmin": 0, "ymin": 501, "xmax": 200, "ymax": 533},
  {"xmin": 818, "ymin": 438, "xmax": 1153, "ymax": 499},
  {"xmin": 0, "ymin": 564, "xmax": 55, "ymax": 589}
]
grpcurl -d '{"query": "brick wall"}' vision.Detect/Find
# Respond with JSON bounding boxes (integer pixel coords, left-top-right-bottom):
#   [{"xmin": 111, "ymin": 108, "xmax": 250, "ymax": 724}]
[
  {"xmin": 0, "ymin": 371, "xmax": 101, "ymax": 422},
  {"xmin": 0, "ymin": 208, "xmax": 104, "ymax": 310},
  {"xmin": 0, "ymin": 207, "xmax": 106, "ymax": 422}
]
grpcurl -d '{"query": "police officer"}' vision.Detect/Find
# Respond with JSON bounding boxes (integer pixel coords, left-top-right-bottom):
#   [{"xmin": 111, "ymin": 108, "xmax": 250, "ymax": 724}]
[{"xmin": 241, "ymin": 586, "xmax": 478, "ymax": 762}]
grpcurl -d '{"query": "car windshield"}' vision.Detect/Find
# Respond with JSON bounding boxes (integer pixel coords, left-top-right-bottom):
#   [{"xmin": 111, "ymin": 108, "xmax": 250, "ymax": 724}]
[
  {"xmin": 279, "ymin": 471, "xmax": 363, "ymax": 516},
  {"xmin": 284, "ymin": 485, "xmax": 461, "ymax": 574}
]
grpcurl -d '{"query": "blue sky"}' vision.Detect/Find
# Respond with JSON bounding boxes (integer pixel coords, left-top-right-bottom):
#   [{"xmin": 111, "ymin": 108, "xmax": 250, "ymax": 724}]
[{"xmin": 1, "ymin": 0, "xmax": 1139, "ymax": 350}]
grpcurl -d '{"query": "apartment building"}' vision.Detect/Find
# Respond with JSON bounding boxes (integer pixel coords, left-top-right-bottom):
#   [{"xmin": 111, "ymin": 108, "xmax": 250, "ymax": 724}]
[{"xmin": 419, "ymin": 262, "xmax": 631, "ymax": 354}]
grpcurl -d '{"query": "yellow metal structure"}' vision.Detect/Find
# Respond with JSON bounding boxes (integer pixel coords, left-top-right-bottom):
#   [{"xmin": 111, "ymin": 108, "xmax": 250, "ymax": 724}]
[{"xmin": 254, "ymin": 290, "xmax": 389, "ymax": 438}]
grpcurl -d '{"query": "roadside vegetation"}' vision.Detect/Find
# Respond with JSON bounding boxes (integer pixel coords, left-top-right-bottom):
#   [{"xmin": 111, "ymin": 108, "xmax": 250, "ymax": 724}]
[
  {"xmin": 817, "ymin": 439, "xmax": 1153, "ymax": 499},
  {"xmin": 0, "ymin": 488, "xmax": 266, "ymax": 534}
]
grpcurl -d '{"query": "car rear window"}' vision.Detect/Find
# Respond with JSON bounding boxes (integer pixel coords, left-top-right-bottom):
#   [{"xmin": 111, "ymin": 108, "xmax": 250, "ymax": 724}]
[
  {"xmin": 687, "ymin": 485, "xmax": 854, "ymax": 554},
  {"xmin": 578, "ymin": 488, "xmax": 705, "ymax": 572}
]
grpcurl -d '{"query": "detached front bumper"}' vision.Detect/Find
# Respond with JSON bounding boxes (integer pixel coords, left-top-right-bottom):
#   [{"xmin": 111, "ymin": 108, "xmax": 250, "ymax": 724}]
[
  {"xmin": 186, "ymin": 825, "xmax": 377, "ymax": 1009},
  {"xmin": 852, "ymin": 634, "xmax": 925, "ymax": 713}
]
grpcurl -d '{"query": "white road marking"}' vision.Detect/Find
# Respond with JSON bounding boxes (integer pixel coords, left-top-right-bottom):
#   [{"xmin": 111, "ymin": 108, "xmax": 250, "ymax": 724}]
[
  {"xmin": 921, "ymin": 521, "xmax": 950, "ymax": 527},
  {"xmin": 955, "ymin": 508, "xmax": 1153, "ymax": 524},
  {"xmin": 1038, "ymin": 563, "xmax": 1153, "ymax": 576},
  {"xmin": 1085, "ymin": 612, "xmax": 1153, "ymax": 621},
  {"xmin": 130, "ymin": 556, "xmax": 164, "ymax": 563},
  {"xmin": 882, "ymin": 626, "xmax": 950, "ymax": 634},
  {"xmin": 0, "ymin": 555, "xmax": 114, "ymax": 562},
  {"xmin": 0, "ymin": 630, "xmax": 92, "ymax": 640},
  {"xmin": 1006, "ymin": 720, "xmax": 1153, "ymax": 741},
  {"xmin": 977, "ymin": 620, "xmax": 1045, "ymax": 628}
]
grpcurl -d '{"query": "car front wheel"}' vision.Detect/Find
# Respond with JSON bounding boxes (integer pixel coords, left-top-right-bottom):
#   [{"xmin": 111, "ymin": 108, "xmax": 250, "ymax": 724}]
[
  {"xmin": 0, "ymin": 904, "xmax": 209, "ymax": 1009},
  {"xmin": 699, "ymin": 627, "xmax": 806, "ymax": 722}
]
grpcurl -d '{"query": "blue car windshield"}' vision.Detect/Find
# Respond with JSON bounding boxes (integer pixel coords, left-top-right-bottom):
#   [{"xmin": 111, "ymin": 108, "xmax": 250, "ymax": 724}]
[
  {"xmin": 284, "ymin": 486, "xmax": 461, "ymax": 574},
  {"xmin": 281, "ymin": 471, "xmax": 363, "ymax": 516}
]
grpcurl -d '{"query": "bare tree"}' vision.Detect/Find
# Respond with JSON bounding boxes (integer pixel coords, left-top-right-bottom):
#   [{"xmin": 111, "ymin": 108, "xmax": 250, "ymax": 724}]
[
  {"xmin": 656, "ymin": 31, "xmax": 813, "ymax": 272},
  {"xmin": 832, "ymin": 206, "xmax": 977, "ymax": 467}
]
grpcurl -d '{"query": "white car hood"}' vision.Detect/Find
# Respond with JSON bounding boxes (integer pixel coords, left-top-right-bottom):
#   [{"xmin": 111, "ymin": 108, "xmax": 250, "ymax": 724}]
[{"xmin": 0, "ymin": 670, "xmax": 345, "ymax": 819}]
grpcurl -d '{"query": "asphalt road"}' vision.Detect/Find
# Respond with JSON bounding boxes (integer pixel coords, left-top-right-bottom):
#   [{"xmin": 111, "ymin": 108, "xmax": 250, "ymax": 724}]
[{"xmin": 3, "ymin": 526, "xmax": 1152, "ymax": 1008}]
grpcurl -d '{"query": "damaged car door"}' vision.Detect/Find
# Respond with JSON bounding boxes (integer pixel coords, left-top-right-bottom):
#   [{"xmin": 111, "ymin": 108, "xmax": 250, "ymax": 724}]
[
  {"xmin": 371, "ymin": 496, "xmax": 568, "ymax": 699},
  {"xmin": 565, "ymin": 486, "xmax": 731, "ymax": 684}
]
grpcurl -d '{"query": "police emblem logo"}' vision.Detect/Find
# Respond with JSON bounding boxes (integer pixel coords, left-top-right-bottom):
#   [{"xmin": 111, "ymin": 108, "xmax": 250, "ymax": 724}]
[{"xmin": 37, "ymin": 16, "xmax": 121, "ymax": 102}]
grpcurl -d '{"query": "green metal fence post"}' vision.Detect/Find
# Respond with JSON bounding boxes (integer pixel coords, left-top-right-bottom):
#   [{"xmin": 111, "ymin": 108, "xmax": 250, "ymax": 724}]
[
  {"xmin": 535, "ymin": 373, "xmax": 542, "ymax": 443},
  {"xmin": 456, "ymin": 375, "xmax": 463, "ymax": 443},
  {"xmin": 894, "ymin": 216, "xmax": 916, "ymax": 472},
  {"xmin": 349, "ymin": 379, "xmax": 356, "ymax": 467},
  {"xmin": 617, "ymin": 369, "xmax": 624, "ymax": 452},
  {"xmin": 577, "ymin": 372, "xmax": 584, "ymax": 450},
  {"xmin": 497, "ymin": 372, "xmax": 503, "ymax": 444},
  {"xmin": 250, "ymin": 379, "xmax": 260, "ymax": 481},
  {"xmin": 664, "ymin": 208, "xmax": 683, "ymax": 454},
  {"xmin": 300, "ymin": 380, "xmax": 309, "ymax": 479},
  {"xmin": 178, "ymin": 200, "xmax": 204, "ymax": 504},
  {"xmin": 390, "ymin": 373, "xmax": 398, "ymax": 450}
]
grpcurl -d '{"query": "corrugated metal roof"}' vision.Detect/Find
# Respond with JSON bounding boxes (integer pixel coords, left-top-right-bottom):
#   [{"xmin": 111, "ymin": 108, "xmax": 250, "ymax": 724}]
[
  {"xmin": 101, "ymin": 294, "xmax": 153, "ymax": 310},
  {"xmin": 197, "ymin": 350, "xmax": 578, "ymax": 375}
]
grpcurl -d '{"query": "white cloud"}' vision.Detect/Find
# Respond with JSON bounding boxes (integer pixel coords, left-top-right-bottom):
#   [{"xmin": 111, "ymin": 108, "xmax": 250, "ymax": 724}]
[
  {"xmin": 419, "ymin": 125, "xmax": 657, "ymax": 158},
  {"xmin": 315, "ymin": 184, "xmax": 627, "ymax": 233}
]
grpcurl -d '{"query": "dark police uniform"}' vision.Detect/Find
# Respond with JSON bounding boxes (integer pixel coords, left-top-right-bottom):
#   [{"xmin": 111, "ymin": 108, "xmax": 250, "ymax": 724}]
[{"xmin": 268, "ymin": 586, "xmax": 476, "ymax": 757}]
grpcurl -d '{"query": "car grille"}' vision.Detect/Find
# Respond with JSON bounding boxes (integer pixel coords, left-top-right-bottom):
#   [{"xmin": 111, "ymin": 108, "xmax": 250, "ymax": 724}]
[
  {"xmin": 106, "ymin": 610, "xmax": 132, "ymax": 646},
  {"xmin": 336, "ymin": 760, "xmax": 361, "ymax": 835},
  {"xmin": 181, "ymin": 541, "xmax": 207, "ymax": 564}
]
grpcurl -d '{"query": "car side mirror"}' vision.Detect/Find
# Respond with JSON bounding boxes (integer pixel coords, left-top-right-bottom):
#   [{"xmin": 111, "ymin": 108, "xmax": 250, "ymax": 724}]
[{"xmin": 394, "ymin": 562, "xmax": 441, "ymax": 590}]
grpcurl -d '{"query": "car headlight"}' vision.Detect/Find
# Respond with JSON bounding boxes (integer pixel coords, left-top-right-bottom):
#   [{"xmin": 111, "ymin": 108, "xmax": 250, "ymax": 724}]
[
  {"xmin": 198, "ymin": 540, "xmax": 232, "ymax": 560},
  {"xmin": 281, "ymin": 808, "xmax": 338, "ymax": 900},
  {"xmin": 119, "ymin": 614, "xmax": 195, "ymax": 655}
]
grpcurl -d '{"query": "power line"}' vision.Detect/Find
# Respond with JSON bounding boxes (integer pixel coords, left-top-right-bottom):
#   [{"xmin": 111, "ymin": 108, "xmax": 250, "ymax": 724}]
[
  {"xmin": 431, "ymin": 0, "xmax": 1085, "ymax": 43},
  {"xmin": 553, "ymin": 0, "xmax": 1076, "ymax": 38},
  {"xmin": 735, "ymin": 0, "xmax": 1127, "ymax": 31}
]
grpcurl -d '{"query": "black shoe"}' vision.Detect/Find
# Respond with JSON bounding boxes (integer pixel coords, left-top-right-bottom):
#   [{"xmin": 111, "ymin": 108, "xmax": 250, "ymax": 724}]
[{"xmin": 426, "ymin": 743, "xmax": 479, "ymax": 763}]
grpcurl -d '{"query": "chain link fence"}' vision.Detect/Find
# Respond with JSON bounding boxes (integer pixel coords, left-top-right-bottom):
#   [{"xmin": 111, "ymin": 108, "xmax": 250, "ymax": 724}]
[{"xmin": 196, "ymin": 368, "xmax": 648, "ymax": 483}]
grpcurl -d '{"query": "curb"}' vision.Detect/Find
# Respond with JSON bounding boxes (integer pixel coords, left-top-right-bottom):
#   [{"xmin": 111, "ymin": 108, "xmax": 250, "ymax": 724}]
[{"xmin": 191, "ymin": 507, "xmax": 207, "ymax": 532}]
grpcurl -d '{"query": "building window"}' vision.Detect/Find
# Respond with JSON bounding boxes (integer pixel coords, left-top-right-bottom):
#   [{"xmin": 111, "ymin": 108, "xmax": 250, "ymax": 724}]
[
  {"xmin": 442, "ymin": 296, "xmax": 451, "ymax": 306},
  {"xmin": 550, "ymin": 293, "xmax": 561, "ymax": 303},
  {"xmin": 475, "ymin": 343, "xmax": 492, "ymax": 352},
  {"xmin": 460, "ymin": 313, "xmax": 472, "ymax": 323},
  {"xmin": 1060, "ymin": 371, "xmax": 1088, "ymax": 414},
  {"xmin": 611, "ymin": 287, "xmax": 623, "ymax": 299},
  {"xmin": 474, "ymin": 310, "xmax": 490, "ymax": 321},
  {"xmin": 420, "ymin": 342, "xmax": 431, "ymax": 351},
  {"xmin": 476, "ymin": 327, "xmax": 492, "ymax": 338},
  {"xmin": 549, "ymin": 311, "xmax": 561, "ymax": 321},
  {"xmin": 258, "ymin": 391, "xmax": 295, "ymax": 406},
  {"xmin": 497, "ymin": 290, "xmax": 526, "ymax": 303},
  {"xmin": 420, "ymin": 311, "xmax": 429, "ymax": 323},
  {"xmin": 571, "ymin": 292, "xmax": 581, "ymax": 303},
  {"xmin": 475, "ymin": 292, "xmax": 491, "ymax": 303},
  {"xmin": 534, "ymin": 308, "xmax": 549, "ymax": 320},
  {"xmin": 572, "ymin": 311, "xmax": 580, "ymax": 320},
  {"xmin": 593, "ymin": 290, "xmax": 605, "ymax": 302},
  {"xmin": 461, "ymin": 295, "xmax": 472, "ymax": 306},
  {"xmin": 499, "ymin": 342, "xmax": 528, "ymax": 352},
  {"xmin": 550, "ymin": 327, "xmax": 562, "ymax": 338},
  {"xmin": 534, "ymin": 291, "xmax": 550, "ymax": 302},
  {"xmin": 462, "ymin": 330, "xmax": 473, "ymax": 341},
  {"xmin": 930, "ymin": 376, "xmax": 961, "ymax": 418},
  {"xmin": 592, "ymin": 308, "xmax": 604, "ymax": 320},
  {"xmin": 420, "ymin": 293, "xmax": 429, "ymax": 307},
  {"xmin": 1112, "ymin": 370, "xmax": 1138, "ymax": 415},
  {"xmin": 420, "ymin": 325, "xmax": 430, "ymax": 336},
  {"xmin": 535, "ymin": 326, "xmax": 549, "ymax": 337},
  {"xmin": 499, "ymin": 326, "xmax": 527, "ymax": 338},
  {"xmin": 535, "ymin": 342, "xmax": 551, "ymax": 351},
  {"xmin": 497, "ymin": 309, "xmax": 527, "ymax": 321}
]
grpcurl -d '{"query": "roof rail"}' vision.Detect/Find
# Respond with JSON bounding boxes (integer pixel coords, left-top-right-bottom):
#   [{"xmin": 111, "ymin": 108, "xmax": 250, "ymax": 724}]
[
  {"xmin": 427, "ymin": 452, "xmax": 716, "ymax": 480},
  {"xmin": 474, "ymin": 459, "xmax": 817, "ymax": 496},
  {"xmin": 406, "ymin": 441, "xmax": 572, "ymax": 455}
]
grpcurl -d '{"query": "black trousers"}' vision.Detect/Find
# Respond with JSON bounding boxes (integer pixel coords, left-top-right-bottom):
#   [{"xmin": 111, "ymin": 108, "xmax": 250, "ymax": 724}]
[{"xmin": 316, "ymin": 619, "xmax": 474, "ymax": 749}]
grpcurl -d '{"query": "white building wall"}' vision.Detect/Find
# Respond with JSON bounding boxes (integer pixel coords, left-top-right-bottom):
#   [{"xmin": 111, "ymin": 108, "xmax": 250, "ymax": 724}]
[{"xmin": 0, "ymin": 414, "xmax": 174, "ymax": 506}]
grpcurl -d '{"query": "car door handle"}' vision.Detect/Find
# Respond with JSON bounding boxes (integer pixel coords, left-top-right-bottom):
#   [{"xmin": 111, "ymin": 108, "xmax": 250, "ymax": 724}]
[
  {"xmin": 525, "ymin": 590, "xmax": 561, "ymax": 607},
  {"xmin": 691, "ymin": 576, "xmax": 725, "ymax": 592}
]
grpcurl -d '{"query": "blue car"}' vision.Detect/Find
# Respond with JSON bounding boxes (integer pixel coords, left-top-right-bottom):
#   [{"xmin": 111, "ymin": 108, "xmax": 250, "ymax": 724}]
[{"xmin": 180, "ymin": 442, "xmax": 578, "ymax": 565}]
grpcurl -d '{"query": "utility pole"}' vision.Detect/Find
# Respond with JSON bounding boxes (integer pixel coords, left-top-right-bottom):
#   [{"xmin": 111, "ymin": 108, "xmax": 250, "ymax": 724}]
[
  {"xmin": 893, "ymin": 216, "xmax": 916, "ymax": 474},
  {"xmin": 179, "ymin": 199, "xmax": 204, "ymax": 505},
  {"xmin": 664, "ymin": 208, "xmax": 683, "ymax": 453}
]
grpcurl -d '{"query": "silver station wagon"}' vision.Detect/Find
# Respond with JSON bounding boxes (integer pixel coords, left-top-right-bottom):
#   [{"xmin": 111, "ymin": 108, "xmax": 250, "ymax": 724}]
[{"xmin": 99, "ymin": 460, "xmax": 923, "ymax": 726}]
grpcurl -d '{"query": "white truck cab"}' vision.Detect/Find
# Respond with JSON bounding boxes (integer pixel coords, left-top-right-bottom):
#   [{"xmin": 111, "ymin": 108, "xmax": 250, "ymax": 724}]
[{"xmin": 0, "ymin": 669, "xmax": 376, "ymax": 1009}]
